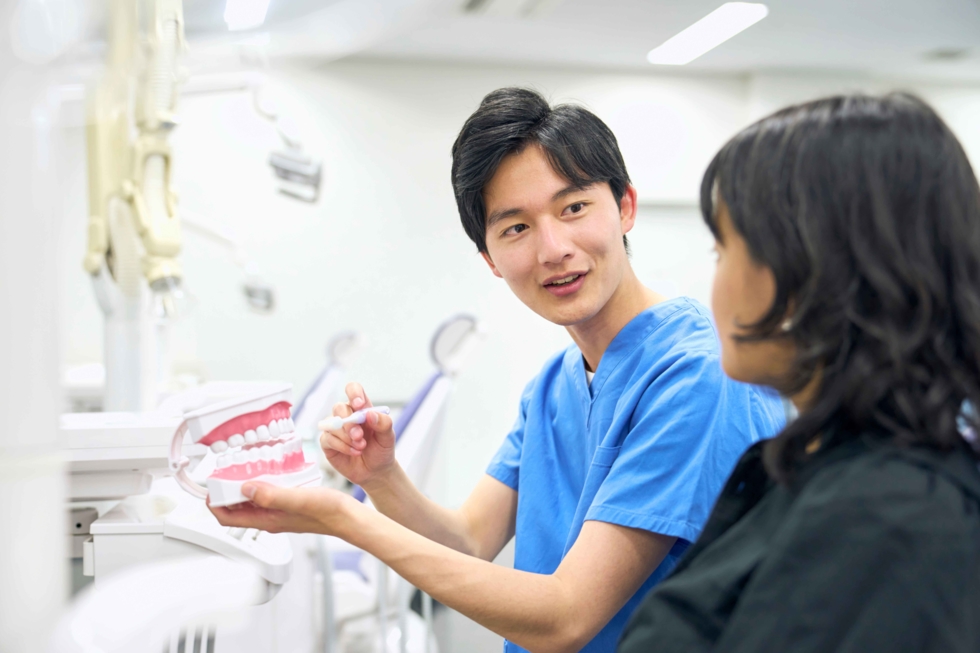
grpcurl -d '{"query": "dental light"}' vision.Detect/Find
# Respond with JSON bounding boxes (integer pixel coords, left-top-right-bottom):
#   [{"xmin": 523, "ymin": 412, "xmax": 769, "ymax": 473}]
[
  {"xmin": 647, "ymin": 2, "xmax": 769, "ymax": 66},
  {"xmin": 169, "ymin": 383, "xmax": 322, "ymax": 506},
  {"xmin": 254, "ymin": 87, "xmax": 323, "ymax": 203},
  {"xmin": 269, "ymin": 148, "xmax": 322, "ymax": 203}
]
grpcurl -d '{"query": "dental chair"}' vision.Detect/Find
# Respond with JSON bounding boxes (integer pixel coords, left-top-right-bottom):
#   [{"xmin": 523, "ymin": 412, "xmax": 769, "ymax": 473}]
[
  {"xmin": 293, "ymin": 331, "xmax": 364, "ymax": 443},
  {"xmin": 315, "ymin": 314, "xmax": 483, "ymax": 653}
]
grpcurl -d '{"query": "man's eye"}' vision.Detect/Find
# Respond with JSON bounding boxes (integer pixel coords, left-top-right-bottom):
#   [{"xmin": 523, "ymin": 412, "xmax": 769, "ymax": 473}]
[
  {"xmin": 504, "ymin": 224, "xmax": 528, "ymax": 236},
  {"xmin": 567, "ymin": 202, "xmax": 585, "ymax": 214}
]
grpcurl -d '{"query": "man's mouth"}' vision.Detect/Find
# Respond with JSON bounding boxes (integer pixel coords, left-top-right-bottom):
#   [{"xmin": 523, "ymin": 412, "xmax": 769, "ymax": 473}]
[
  {"xmin": 543, "ymin": 271, "xmax": 588, "ymax": 296},
  {"xmin": 546, "ymin": 274, "xmax": 583, "ymax": 287}
]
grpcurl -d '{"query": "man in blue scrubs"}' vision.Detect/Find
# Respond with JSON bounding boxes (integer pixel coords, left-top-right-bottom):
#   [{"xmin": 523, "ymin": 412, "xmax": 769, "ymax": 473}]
[{"xmin": 210, "ymin": 87, "xmax": 785, "ymax": 651}]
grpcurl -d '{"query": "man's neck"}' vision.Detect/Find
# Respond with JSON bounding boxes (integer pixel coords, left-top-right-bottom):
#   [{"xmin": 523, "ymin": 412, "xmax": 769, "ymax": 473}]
[{"xmin": 568, "ymin": 268, "xmax": 666, "ymax": 373}]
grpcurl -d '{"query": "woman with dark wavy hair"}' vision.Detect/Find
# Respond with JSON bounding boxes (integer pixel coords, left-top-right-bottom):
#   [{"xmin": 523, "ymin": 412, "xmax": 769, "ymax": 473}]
[{"xmin": 619, "ymin": 93, "xmax": 980, "ymax": 653}]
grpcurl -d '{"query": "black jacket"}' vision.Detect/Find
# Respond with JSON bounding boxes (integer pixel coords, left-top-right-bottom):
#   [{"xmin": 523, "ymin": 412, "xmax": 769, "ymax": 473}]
[{"xmin": 619, "ymin": 435, "xmax": 980, "ymax": 653}]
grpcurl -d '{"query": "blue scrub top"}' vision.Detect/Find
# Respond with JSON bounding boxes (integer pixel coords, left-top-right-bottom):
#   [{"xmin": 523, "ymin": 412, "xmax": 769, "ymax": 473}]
[{"xmin": 487, "ymin": 297, "xmax": 785, "ymax": 652}]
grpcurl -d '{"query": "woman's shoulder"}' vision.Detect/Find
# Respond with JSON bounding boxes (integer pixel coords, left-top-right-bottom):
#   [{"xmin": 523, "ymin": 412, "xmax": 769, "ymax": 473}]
[{"xmin": 790, "ymin": 438, "xmax": 980, "ymax": 538}]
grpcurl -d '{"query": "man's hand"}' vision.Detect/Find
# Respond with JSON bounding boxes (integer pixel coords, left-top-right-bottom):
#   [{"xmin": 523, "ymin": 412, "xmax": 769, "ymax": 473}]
[
  {"xmin": 318, "ymin": 382, "xmax": 398, "ymax": 488},
  {"xmin": 208, "ymin": 482, "xmax": 359, "ymax": 536}
]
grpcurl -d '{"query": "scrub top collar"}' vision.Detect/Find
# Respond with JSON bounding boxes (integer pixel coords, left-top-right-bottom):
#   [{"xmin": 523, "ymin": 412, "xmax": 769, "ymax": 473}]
[{"xmin": 564, "ymin": 297, "xmax": 691, "ymax": 406}]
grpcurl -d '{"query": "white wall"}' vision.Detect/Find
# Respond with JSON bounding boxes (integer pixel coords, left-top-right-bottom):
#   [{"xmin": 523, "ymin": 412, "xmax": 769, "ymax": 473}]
[
  {"xmin": 57, "ymin": 58, "xmax": 980, "ymax": 507},
  {"xmin": 746, "ymin": 71, "xmax": 980, "ymax": 163}
]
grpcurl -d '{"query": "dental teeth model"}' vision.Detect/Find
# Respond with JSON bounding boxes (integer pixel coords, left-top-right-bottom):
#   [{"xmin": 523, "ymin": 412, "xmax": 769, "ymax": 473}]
[{"xmin": 169, "ymin": 384, "xmax": 322, "ymax": 507}]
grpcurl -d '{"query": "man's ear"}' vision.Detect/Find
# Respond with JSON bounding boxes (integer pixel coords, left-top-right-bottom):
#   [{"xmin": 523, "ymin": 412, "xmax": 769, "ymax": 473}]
[
  {"xmin": 620, "ymin": 184, "xmax": 638, "ymax": 235},
  {"xmin": 480, "ymin": 251, "xmax": 503, "ymax": 278}
]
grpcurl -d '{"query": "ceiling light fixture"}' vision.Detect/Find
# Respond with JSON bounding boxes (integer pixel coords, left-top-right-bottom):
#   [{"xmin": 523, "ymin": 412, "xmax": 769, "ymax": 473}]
[
  {"xmin": 224, "ymin": 0, "xmax": 272, "ymax": 32},
  {"xmin": 647, "ymin": 2, "xmax": 769, "ymax": 66}
]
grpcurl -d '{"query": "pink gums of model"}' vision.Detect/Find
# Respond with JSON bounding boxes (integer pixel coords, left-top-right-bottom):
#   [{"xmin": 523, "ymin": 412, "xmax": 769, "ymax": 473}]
[{"xmin": 202, "ymin": 401, "xmax": 313, "ymax": 482}]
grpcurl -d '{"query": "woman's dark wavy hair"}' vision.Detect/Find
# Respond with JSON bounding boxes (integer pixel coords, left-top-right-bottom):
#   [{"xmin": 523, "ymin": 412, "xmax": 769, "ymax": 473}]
[
  {"xmin": 701, "ymin": 93, "xmax": 980, "ymax": 482},
  {"xmin": 451, "ymin": 87, "xmax": 631, "ymax": 254}
]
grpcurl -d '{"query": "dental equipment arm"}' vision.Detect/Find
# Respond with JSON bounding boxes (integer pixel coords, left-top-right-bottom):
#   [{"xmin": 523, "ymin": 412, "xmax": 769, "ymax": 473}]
[
  {"xmin": 83, "ymin": 0, "xmax": 187, "ymax": 409},
  {"xmin": 84, "ymin": 0, "xmax": 186, "ymax": 296},
  {"xmin": 181, "ymin": 211, "xmax": 277, "ymax": 313}
]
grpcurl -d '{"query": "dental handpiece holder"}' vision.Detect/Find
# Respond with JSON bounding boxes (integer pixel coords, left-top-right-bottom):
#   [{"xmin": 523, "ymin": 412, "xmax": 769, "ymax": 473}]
[{"xmin": 169, "ymin": 383, "xmax": 322, "ymax": 507}]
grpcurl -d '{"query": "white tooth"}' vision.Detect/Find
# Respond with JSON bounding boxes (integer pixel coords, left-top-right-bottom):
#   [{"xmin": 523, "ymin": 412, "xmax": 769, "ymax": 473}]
[
  {"xmin": 244, "ymin": 429, "xmax": 257, "ymax": 444},
  {"xmin": 273, "ymin": 443, "xmax": 284, "ymax": 460},
  {"xmin": 248, "ymin": 448, "xmax": 260, "ymax": 462},
  {"xmin": 210, "ymin": 441, "xmax": 228, "ymax": 454},
  {"xmin": 269, "ymin": 420, "xmax": 281, "ymax": 437},
  {"xmin": 249, "ymin": 428, "xmax": 263, "ymax": 442},
  {"xmin": 287, "ymin": 418, "xmax": 295, "ymax": 432},
  {"xmin": 217, "ymin": 454, "xmax": 231, "ymax": 469},
  {"xmin": 276, "ymin": 419, "xmax": 286, "ymax": 433},
  {"xmin": 228, "ymin": 434, "xmax": 245, "ymax": 448},
  {"xmin": 233, "ymin": 451, "xmax": 247, "ymax": 465},
  {"xmin": 290, "ymin": 438, "xmax": 301, "ymax": 453},
  {"xmin": 257, "ymin": 425, "xmax": 270, "ymax": 441},
  {"xmin": 260, "ymin": 446, "xmax": 273, "ymax": 461}
]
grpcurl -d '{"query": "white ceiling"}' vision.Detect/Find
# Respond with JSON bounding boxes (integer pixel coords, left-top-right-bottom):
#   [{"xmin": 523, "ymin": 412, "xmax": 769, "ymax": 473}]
[
  {"xmin": 76, "ymin": 0, "xmax": 980, "ymax": 82},
  {"xmin": 359, "ymin": 0, "xmax": 980, "ymax": 81}
]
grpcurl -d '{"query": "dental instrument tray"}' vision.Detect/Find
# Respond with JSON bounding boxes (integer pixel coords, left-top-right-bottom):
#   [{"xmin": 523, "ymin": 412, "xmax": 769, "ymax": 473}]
[{"xmin": 169, "ymin": 383, "xmax": 322, "ymax": 506}]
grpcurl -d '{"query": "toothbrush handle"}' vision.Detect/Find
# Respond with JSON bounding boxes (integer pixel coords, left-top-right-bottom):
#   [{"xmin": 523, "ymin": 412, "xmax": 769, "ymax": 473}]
[
  {"xmin": 350, "ymin": 405, "xmax": 391, "ymax": 424},
  {"xmin": 319, "ymin": 406, "xmax": 391, "ymax": 431}
]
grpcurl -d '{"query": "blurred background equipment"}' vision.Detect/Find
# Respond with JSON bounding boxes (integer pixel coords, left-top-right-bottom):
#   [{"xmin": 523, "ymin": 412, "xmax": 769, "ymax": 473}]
[
  {"xmin": 1, "ymin": 0, "xmax": 978, "ymax": 652},
  {"xmin": 83, "ymin": 0, "xmax": 187, "ymax": 411}
]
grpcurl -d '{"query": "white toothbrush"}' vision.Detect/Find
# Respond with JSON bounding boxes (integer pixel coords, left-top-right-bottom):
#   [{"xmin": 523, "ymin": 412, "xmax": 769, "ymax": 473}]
[{"xmin": 318, "ymin": 406, "xmax": 391, "ymax": 431}]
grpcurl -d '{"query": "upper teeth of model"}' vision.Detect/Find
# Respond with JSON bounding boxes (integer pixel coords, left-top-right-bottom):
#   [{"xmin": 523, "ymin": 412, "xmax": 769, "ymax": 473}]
[
  {"xmin": 209, "ymin": 417, "xmax": 297, "ymax": 453},
  {"xmin": 551, "ymin": 274, "xmax": 579, "ymax": 286}
]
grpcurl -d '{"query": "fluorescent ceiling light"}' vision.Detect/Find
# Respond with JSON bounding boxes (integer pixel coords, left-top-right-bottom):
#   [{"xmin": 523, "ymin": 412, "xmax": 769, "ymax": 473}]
[
  {"xmin": 224, "ymin": 0, "xmax": 271, "ymax": 32},
  {"xmin": 647, "ymin": 2, "xmax": 768, "ymax": 65}
]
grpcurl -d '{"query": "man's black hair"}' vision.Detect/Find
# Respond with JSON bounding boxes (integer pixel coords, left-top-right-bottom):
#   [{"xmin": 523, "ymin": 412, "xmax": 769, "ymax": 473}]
[
  {"xmin": 451, "ymin": 87, "xmax": 632, "ymax": 254},
  {"xmin": 701, "ymin": 93, "xmax": 980, "ymax": 482}
]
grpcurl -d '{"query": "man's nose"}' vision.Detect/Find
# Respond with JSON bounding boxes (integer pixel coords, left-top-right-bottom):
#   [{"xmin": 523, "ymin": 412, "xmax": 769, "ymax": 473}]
[{"xmin": 536, "ymin": 218, "xmax": 574, "ymax": 266}]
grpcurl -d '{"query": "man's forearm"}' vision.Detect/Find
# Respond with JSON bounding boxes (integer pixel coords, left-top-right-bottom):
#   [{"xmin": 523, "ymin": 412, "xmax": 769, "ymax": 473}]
[
  {"xmin": 339, "ymin": 500, "xmax": 589, "ymax": 653},
  {"xmin": 360, "ymin": 463, "xmax": 480, "ymax": 557}
]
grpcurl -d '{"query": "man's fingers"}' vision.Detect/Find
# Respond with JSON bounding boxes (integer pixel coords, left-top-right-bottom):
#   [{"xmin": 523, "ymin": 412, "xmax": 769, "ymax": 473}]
[
  {"xmin": 366, "ymin": 410, "xmax": 395, "ymax": 445},
  {"xmin": 345, "ymin": 382, "xmax": 372, "ymax": 410},
  {"xmin": 320, "ymin": 423, "xmax": 356, "ymax": 449},
  {"xmin": 208, "ymin": 501, "xmax": 267, "ymax": 527},
  {"xmin": 330, "ymin": 401, "xmax": 353, "ymax": 419},
  {"xmin": 242, "ymin": 481, "xmax": 292, "ymax": 511},
  {"xmin": 242, "ymin": 482, "xmax": 312, "ymax": 515},
  {"xmin": 321, "ymin": 431, "xmax": 363, "ymax": 456}
]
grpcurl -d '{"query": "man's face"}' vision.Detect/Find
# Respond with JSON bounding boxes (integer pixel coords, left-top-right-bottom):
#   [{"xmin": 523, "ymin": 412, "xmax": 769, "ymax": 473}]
[{"xmin": 481, "ymin": 145, "xmax": 635, "ymax": 327}]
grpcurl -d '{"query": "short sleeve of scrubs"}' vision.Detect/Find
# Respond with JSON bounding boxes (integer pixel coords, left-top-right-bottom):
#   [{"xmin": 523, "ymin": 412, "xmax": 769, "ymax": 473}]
[
  {"xmin": 486, "ymin": 378, "xmax": 535, "ymax": 491},
  {"xmin": 587, "ymin": 350, "xmax": 746, "ymax": 543}
]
